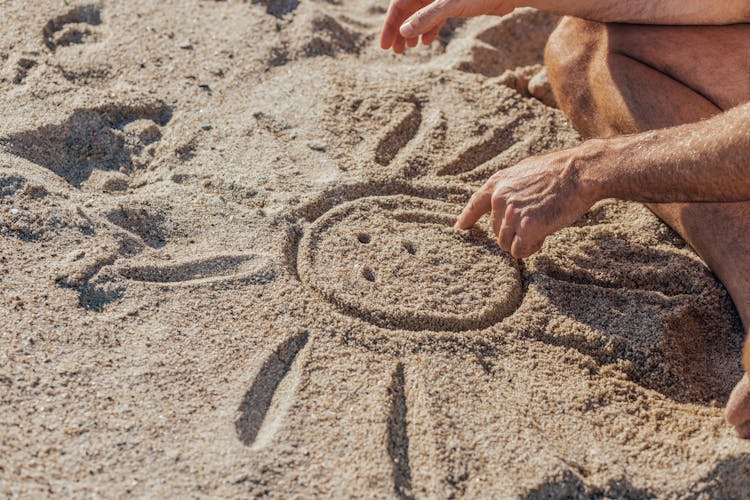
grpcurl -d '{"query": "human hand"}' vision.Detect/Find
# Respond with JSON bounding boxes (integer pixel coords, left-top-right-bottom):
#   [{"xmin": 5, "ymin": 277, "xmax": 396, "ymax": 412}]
[
  {"xmin": 380, "ymin": 0, "xmax": 516, "ymax": 53},
  {"xmin": 455, "ymin": 147, "xmax": 600, "ymax": 259}
]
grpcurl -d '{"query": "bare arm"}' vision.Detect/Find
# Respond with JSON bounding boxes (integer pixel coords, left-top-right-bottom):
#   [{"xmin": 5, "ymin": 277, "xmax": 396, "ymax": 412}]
[
  {"xmin": 518, "ymin": 0, "xmax": 750, "ymax": 25},
  {"xmin": 454, "ymin": 103, "xmax": 750, "ymax": 259},
  {"xmin": 582, "ymin": 102, "xmax": 750, "ymax": 203},
  {"xmin": 384, "ymin": 0, "xmax": 750, "ymax": 49}
]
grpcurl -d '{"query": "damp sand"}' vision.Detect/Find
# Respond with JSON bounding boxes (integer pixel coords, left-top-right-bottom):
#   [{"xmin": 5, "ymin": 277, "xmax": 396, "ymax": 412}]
[{"xmin": 1, "ymin": 2, "xmax": 749, "ymax": 497}]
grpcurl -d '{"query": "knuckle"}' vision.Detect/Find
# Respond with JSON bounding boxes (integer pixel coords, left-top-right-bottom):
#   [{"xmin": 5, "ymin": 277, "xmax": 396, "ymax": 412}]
[
  {"xmin": 490, "ymin": 192, "xmax": 504, "ymax": 208},
  {"xmin": 470, "ymin": 190, "xmax": 486, "ymax": 205},
  {"xmin": 518, "ymin": 217, "xmax": 534, "ymax": 233}
]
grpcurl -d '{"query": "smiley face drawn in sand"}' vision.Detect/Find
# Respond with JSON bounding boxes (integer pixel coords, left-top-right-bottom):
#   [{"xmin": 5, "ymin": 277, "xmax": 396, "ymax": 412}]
[{"xmin": 297, "ymin": 195, "xmax": 522, "ymax": 331}]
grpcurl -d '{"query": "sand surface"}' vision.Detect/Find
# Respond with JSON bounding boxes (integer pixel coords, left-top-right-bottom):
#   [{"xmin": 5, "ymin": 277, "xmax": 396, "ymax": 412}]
[{"xmin": 1, "ymin": 1, "xmax": 749, "ymax": 497}]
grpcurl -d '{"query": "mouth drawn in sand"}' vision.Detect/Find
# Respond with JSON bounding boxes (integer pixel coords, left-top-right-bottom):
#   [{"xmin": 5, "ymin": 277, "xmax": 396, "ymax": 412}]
[{"xmin": 296, "ymin": 195, "xmax": 522, "ymax": 331}]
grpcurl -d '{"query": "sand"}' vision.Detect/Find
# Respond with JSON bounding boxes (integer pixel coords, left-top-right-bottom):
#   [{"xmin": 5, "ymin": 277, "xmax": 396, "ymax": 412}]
[{"xmin": 1, "ymin": 1, "xmax": 749, "ymax": 497}]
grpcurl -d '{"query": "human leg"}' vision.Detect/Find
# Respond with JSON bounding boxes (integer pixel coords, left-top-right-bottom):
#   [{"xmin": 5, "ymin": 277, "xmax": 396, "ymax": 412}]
[{"xmin": 544, "ymin": 17, "xmax": 750, "ymax": 436}]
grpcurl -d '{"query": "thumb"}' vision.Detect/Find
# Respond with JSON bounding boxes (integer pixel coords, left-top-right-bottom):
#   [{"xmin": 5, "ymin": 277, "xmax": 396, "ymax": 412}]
[{"xmin": 400, "ymin": 0, "xmax": 456, "ymax": 38}]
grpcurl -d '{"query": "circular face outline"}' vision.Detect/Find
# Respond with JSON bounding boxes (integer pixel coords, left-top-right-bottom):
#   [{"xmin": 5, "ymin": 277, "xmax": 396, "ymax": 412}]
[{"xmin": 297, "ymin": 195, "xmax": 523, "ymax": 331}]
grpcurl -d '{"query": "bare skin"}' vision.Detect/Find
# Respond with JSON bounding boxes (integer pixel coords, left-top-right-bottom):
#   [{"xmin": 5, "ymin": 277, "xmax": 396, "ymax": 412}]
[{"xmin": 380, "ymin": 1, "xmax": 750, "ymax": 436}]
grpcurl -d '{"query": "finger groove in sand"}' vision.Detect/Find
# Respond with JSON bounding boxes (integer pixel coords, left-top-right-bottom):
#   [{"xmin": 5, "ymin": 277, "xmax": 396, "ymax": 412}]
[
  {"xmin": 235, "ymin": 331, "xmax": 309, "ymax": 448},
  {"xmin": 386, "ymin": 363, "xmax": 414, "ymax": 499},
  {"xmin": 374, "ymin": 100, "xmax": 422, "ymax": 167}
]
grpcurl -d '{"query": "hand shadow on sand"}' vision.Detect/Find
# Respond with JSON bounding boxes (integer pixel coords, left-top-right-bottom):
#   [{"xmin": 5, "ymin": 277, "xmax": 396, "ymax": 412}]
[{"xmin": 530, "ymin": 231, "xmax": 745, "ymax": 405}]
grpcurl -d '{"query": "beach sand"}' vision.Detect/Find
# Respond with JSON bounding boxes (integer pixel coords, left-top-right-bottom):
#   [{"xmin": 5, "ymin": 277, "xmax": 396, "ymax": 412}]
[{"xmin": 1, "ymin": 1, "xmax": 749, "ymax": 497}]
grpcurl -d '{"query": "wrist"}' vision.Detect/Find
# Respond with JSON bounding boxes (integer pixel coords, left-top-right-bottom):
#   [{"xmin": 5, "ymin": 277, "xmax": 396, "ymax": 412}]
[{"xmin": 570, "ymin": 138, "xmax": 613, "ymax": 203}]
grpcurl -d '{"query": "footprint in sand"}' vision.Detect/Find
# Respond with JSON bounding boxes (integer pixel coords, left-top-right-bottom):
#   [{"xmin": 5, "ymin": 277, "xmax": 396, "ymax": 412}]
[
  {"xmin": 43, "ymin": 4, "xmax": 111, "ymax": 82},
  {"xmin": 296, "ymin": 194, "xmax": 522, "ymax": 331},
  {"xmin": 43, "ymin": 4, "xmax": 104, "ymax": 51},
  {"xmin": 2, "ymin": 98, "xmax": 172, "ymax": 190}
]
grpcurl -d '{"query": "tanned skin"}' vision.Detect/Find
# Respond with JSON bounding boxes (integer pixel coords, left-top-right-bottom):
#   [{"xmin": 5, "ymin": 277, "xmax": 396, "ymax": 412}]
[{"xmin": 380, "ymin": 1, "xmax": 750, "ymax": 437}]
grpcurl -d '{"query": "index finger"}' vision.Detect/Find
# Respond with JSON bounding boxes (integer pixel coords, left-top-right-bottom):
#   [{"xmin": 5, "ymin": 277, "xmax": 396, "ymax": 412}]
[
  {"xmin": 380, "ymin": 0, "xmax": 430, "ymax": 49},
  {"xmin": 454, "ymin": 188, "xmax": 492, "ymax": 229}
]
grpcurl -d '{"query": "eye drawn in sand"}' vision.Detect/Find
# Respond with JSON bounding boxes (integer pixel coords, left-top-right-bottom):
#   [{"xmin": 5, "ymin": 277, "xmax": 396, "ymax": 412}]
[
  {"xmin": 2, "ymin": 98, "xmax": 172, "ymax": 189},
  {"xmin": 43, "ymin": 4, "xmax": 104, "ymax": 51},
  {"xmin": 296, "ymin": 194, "xmax": 522, "ymax": 331}
]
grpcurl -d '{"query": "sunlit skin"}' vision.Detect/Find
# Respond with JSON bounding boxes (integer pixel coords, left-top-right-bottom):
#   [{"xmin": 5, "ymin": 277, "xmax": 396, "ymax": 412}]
[{"xmin": 380, "ymin": 0, "xmax": 750, "ymax": 437}]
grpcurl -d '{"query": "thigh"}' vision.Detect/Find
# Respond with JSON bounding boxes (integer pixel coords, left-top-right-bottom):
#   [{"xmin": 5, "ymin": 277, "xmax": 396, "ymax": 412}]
[{"xmin": 606, "ymin": 23, "xmax": 750, "ymax": 110}]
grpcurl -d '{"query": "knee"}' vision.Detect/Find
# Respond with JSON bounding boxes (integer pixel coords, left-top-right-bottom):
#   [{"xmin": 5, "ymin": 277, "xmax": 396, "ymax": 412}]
[
  {"xmin": 544, "ymin": 17, "xmax": 607, "ymax": 135},
  {"xmin": 545, "ymin": 17, "xmax": 603, "ymax": 84}
]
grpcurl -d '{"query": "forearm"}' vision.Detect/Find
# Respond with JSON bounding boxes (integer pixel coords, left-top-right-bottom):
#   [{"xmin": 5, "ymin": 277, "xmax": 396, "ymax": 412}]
[
  {"xmin": 579, "ymin": 102, "xmax": 750, "ymax": 203},
  {"xmin": 516, "ymin": 0, "xmax": 750, "ymax": 24}
]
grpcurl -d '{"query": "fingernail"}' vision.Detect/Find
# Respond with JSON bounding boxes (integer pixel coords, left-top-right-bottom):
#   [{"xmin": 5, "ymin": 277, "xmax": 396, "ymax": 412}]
[{"xmin": 400, "ymin": 22, "xmax": 415, "ymax": 38}]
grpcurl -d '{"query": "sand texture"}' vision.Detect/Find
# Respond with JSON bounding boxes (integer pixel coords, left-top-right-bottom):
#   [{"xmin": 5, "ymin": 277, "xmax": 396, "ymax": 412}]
[{"xmin": 1, "ymin": 1, "xmax": 749, "ymax": 497}]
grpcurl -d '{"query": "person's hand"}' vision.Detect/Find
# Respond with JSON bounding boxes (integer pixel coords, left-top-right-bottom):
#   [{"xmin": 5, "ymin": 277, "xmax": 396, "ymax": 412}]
[
  {"xmin": 380, "ymin": 0, "xmax": 516, "ymax": 53},
  {"xmin": 455, "ymin": 146, "xmax": 601, "ymax": 259}
]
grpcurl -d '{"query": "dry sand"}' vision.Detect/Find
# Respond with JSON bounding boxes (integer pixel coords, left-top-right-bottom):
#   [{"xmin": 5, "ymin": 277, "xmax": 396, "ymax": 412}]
[{"xmin": 1, "ymin": 1, "xmax": 749, "ymax": 497}]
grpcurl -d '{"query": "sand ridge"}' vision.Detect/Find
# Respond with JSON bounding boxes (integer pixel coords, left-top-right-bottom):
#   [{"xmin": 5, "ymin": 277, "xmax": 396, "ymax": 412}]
[{"xmin": 1, "ymin": 1, "xmax": 749, "ymax": 497}]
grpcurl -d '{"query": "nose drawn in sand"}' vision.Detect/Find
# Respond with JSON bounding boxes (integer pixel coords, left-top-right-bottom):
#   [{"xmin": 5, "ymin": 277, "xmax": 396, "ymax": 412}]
[
  {"xmin": 2, "ymin": 98, "xmax": 172, "ymax": 189},
  {"xmin": 297, "ymin": 195, "xmax": 522, "ymax": 331}
]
